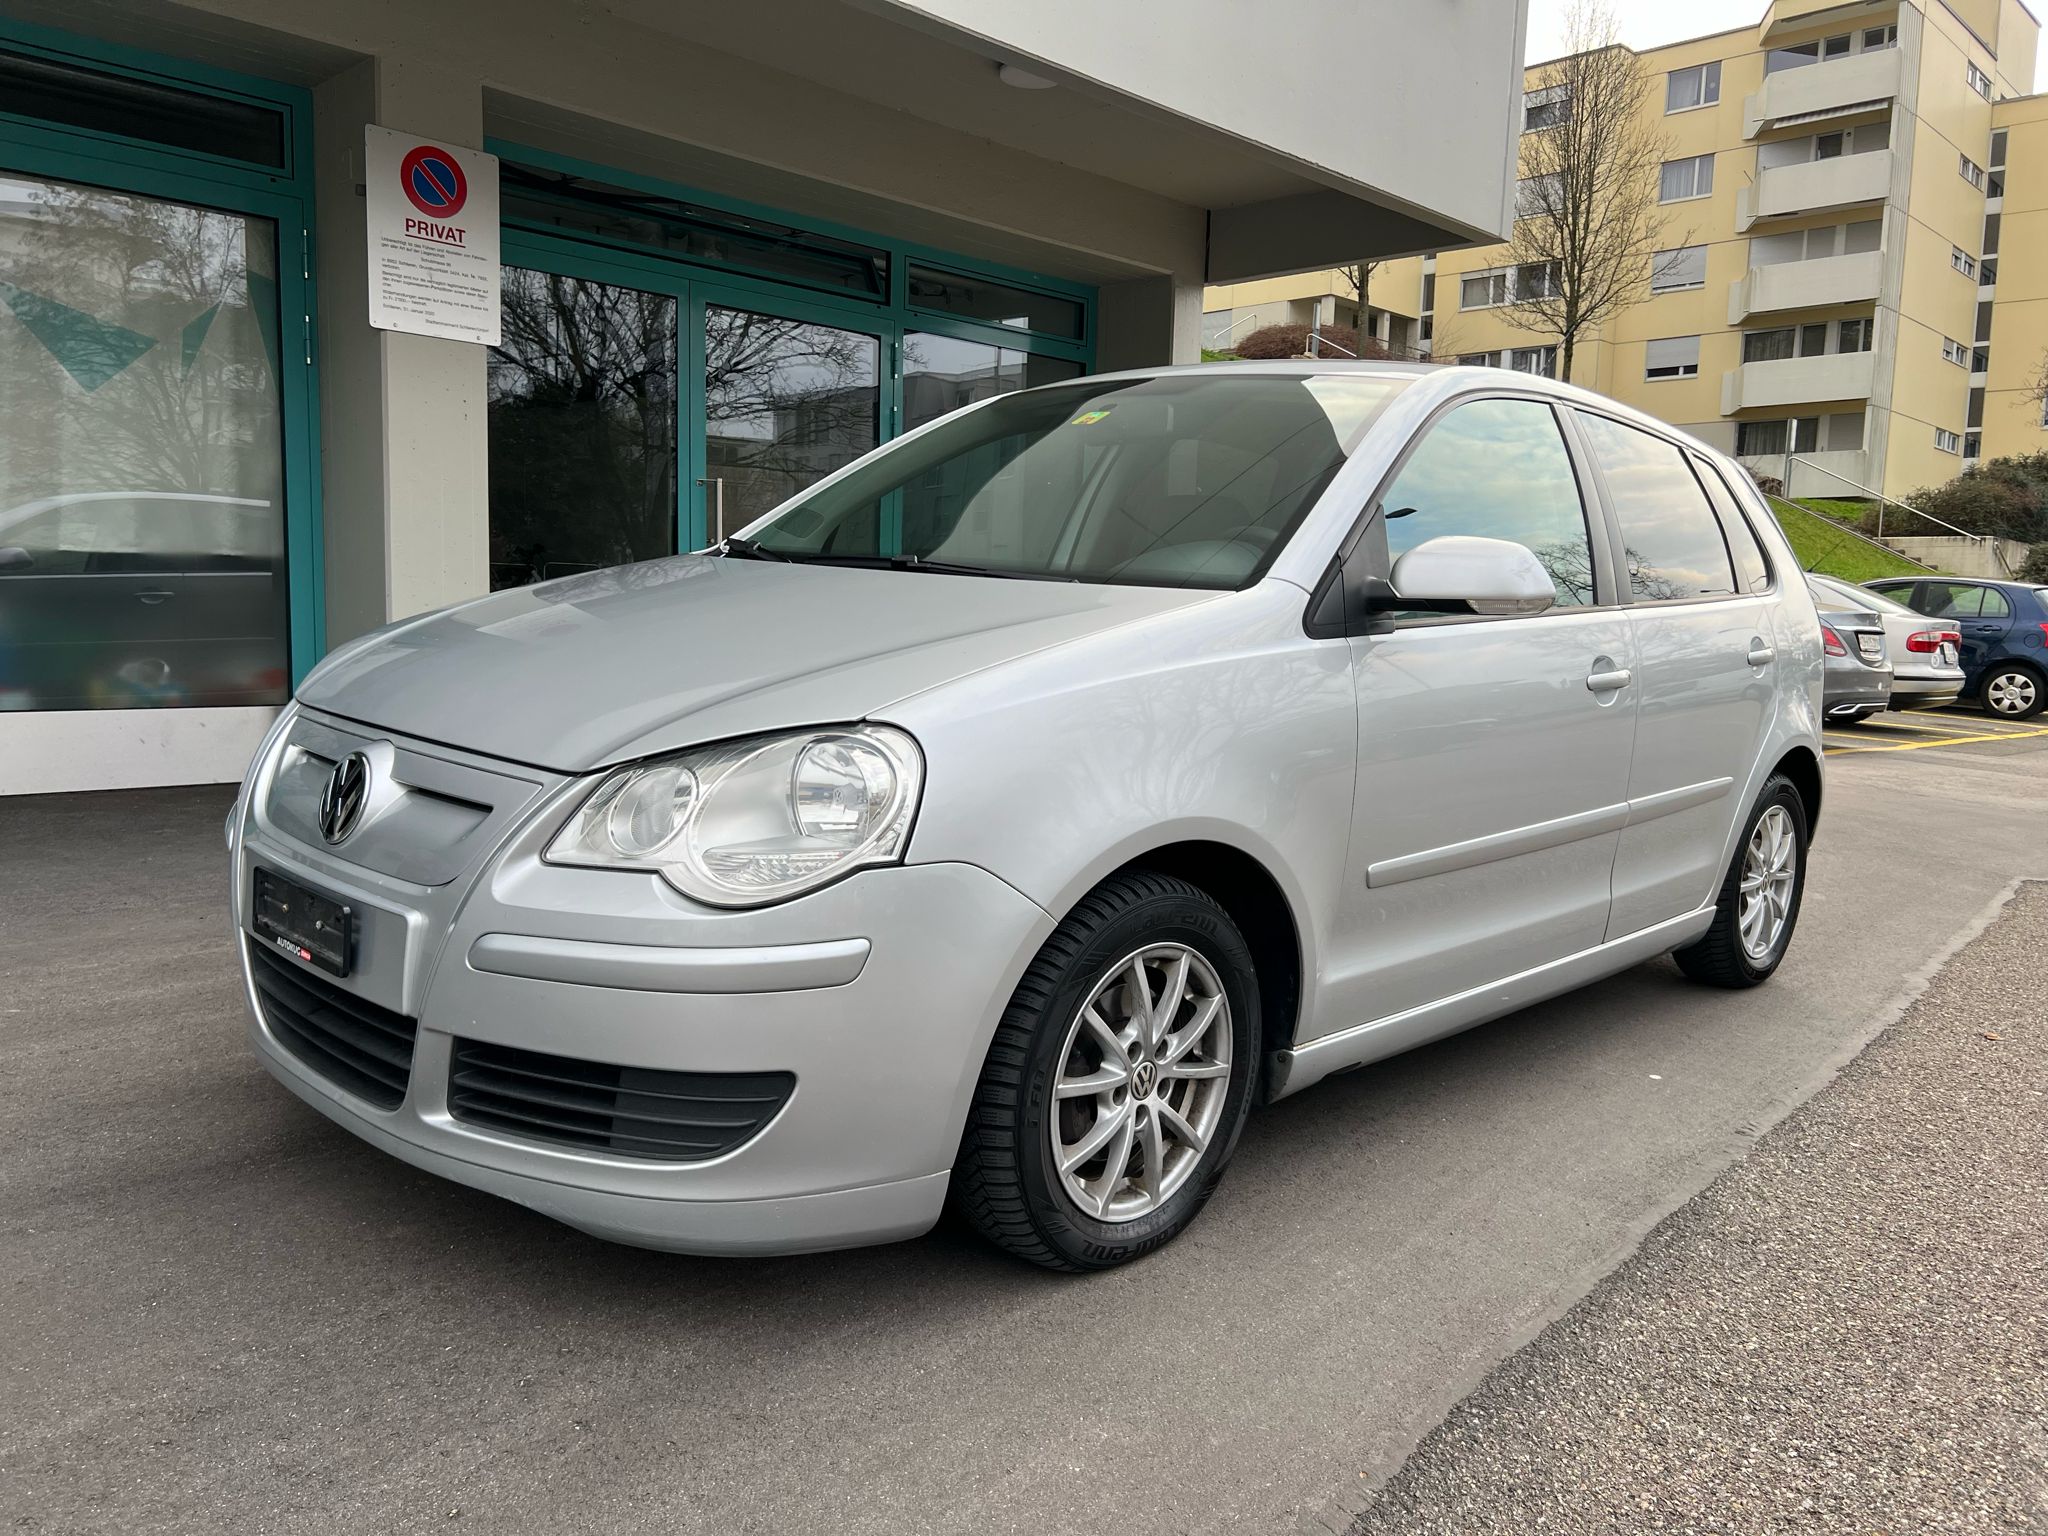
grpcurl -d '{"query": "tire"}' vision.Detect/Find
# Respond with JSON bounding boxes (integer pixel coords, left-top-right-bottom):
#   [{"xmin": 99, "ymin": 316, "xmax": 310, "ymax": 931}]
[
  {"xmin": 1674, "ymin": 775, "xmax": 1808, "ymax": 989},
  {"xmin": 1981, "ymin": 664, "xmax": 2045, "ymax": 720},
  {"xmin": 954, "ymin": 870, "xmax": 1261, "ymax": 1272}
]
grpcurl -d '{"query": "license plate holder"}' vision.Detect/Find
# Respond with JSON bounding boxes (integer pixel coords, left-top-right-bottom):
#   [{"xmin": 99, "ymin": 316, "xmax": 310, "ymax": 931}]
[
  {"xmin": 252, "ymin": 867, "xmax": 354, "ymax": 977},
  {"xmin": 1940, "ymin": 642, "xmax": 1958, "ymax": 666},
  {"xmin": 1856, "ymin": 633, "xmax": 1884, "ymax": 663}
]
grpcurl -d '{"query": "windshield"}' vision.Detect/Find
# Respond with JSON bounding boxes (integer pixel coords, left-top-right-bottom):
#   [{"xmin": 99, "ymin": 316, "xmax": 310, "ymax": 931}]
[
  {"xmin": 741, "ymin": 372, "xmax": 1409, "ymax": 588},
  {"xmin": 1811, "ymin": 575, "xmax": 1905, "ymax": 615}
]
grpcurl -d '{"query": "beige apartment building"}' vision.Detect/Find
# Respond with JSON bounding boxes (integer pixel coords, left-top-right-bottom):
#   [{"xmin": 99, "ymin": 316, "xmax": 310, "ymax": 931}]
[{"xmin": 1204, "ymin": 0, "xmax": 2044, "ymax": 499}]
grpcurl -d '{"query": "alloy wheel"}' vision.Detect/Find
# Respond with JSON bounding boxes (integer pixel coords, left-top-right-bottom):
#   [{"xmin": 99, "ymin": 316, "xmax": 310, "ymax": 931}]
[
  {"xmin": 1738, "ymin": 804, "xmax": 1798, "ymax": 962},
  {"xmin": 1049, "ymin": 944, "xmax": 1233, "ymax": 1223}
]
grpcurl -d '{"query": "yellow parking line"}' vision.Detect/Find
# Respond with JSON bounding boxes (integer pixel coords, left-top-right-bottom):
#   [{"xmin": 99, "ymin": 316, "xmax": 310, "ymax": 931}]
[{"xmin": 1826, "ymin": 724, "xmax": 2048, "ymax": 755}]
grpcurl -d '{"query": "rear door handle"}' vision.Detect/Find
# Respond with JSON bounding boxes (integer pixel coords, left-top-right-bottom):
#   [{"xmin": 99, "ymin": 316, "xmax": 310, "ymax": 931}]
[
  {"xmin": 1748, "ymin": 641, "xmax": 1775, "ymax": 665},
  {"xmin": 136, "ymin": 589, "xmax": 175, "ymax": 604},
  {"xmin": 1586, "ymin": 667, "xmax": 1632, "ymax": 693}
]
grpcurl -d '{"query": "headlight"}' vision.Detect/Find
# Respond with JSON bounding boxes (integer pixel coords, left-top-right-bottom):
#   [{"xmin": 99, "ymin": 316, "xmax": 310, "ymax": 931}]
[{"xmin": 545, "ymin": 725, "xmax": 923, "ymax": 907}]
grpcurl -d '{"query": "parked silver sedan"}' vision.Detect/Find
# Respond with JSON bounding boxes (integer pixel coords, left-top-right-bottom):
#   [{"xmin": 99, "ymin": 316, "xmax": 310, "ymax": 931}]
[
  {"xmin": 1805, "ymin": 578, "xmax": 1893, "ymax": 723},
  {"xmin": 1808, "ymin": 573, "xmax": 1961, "ymax": 711},
  {"xmin": 228, "ymin": 363, "xmax": 1825, "ymax": 1270}
]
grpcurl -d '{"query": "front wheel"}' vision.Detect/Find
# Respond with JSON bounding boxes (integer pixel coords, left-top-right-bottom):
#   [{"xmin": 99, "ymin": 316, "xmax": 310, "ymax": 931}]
[
  {"xmin": 1982, "ymin": 665, "xmax": 2045, "ymax": 720},
  {"xmin": 954, "ymin": 871, "xmax": 1260, "ymax": 1271},
  {"xmin": 1674, "ymin": 775, "xmax": 1808, "ymax": 989}
]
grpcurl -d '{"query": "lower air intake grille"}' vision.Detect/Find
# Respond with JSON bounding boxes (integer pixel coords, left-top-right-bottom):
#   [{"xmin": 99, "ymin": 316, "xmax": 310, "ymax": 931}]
[
  {"xmin": 448, "ymin": 1039, "xmax": 794, "ymax": 1162},
  {"xmin": 248, "ymin": 942, "xmax": 418, "ymax": 1110}
]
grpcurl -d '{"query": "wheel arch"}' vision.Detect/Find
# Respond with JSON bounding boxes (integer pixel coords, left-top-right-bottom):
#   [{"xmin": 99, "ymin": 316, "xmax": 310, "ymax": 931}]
[{"xmin": 1771, "ymin": 744, "xmax": 1823, "ymax": 839}]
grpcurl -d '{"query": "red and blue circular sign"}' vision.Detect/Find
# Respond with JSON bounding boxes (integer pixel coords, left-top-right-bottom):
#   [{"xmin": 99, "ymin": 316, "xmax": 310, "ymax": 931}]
[{"xmin": 399, "ymin": 144, "xmax": 468, "ymax": 219}]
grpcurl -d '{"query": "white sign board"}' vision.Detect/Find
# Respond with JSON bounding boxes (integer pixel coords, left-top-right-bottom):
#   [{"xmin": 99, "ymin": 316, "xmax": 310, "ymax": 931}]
[{"xmin": 365, "ymin": 125, "xmax": 500, "ymax": 345}]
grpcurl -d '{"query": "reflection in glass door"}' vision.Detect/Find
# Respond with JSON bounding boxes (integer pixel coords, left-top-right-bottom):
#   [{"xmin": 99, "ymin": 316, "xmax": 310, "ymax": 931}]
[
  {"xmin": 487, "ymin": 268, "xmax": 679, "ymax": 589},
  {"xmin": 702, "ymin": 304, "xmax": 879, "ymax": 545},
  {"xmin": 0, "ymin": 172, "xmax": 288, "ymax": 712}
]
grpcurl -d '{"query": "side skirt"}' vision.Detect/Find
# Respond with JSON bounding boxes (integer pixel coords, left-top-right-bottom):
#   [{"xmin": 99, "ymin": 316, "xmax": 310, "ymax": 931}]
[{"xmin": 1267, "ymin": 906, "xmax": 1716, "ymax": 1099}]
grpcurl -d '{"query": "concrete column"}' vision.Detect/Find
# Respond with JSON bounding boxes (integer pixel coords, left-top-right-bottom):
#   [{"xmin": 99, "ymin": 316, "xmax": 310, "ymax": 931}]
[
  {"xmin": 1095, "ymin": 275, "xmax": 1204, "ymax": 370},
  {"xmin": 313, "ymin": 58, "xmax": 488, "ymax": 648}
]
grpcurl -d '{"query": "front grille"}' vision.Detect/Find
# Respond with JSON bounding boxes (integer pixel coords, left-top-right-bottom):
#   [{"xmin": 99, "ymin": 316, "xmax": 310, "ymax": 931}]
[
  {"xmin": 248, "ymin": 942, "xmax": 419, "ymax": 1110},
  {"xmin": 449, "ymin": 1038, "xmax": 794, "ymax": 1162}
]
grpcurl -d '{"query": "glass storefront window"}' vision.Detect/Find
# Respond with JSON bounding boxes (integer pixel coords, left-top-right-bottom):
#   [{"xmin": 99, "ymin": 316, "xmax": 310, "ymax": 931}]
[
  {"xmin": 907, "ymin": 264, "xmax": 1084, "ymax": 339},
  {"xmin": 703, "ymin": 304, "xmax": 879, "ymax": 540},
  {"xmin": 0, "ymin": 172, "xmax": 288, "ymax": 711},
  {"xmin": 904, "ymin": 333, "xmax": 1083, "ymax": 431},
  {"xmin": 0, "ymin": 47, "xmax": 288, "ymax": 168},
  {"xmin": 486, "ymin": 268, "xmax": 680, "ymax": 589}
]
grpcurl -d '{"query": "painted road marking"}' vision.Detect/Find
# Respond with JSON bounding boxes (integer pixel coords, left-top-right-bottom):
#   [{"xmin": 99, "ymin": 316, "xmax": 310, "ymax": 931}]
[{"xmin": 1826, "ymin": 724, "xmax": 2048, "ymax": 755}]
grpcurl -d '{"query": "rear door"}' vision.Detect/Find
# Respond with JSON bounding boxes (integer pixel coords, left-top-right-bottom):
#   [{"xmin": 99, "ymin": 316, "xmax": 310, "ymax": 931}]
[
  {"xmin": 1923, "ymin": 580, "xmax": 2010, "ymax": 676},
  {"xmin": 1572, "ymin": 412, "xmax": 1776, "ymax": 938}
]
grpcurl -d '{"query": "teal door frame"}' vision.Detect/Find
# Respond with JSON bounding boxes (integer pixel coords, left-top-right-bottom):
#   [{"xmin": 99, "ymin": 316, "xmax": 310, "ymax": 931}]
[{"xmin": 0, "ymin": 17, "xmax": 324, "ymax": 681}]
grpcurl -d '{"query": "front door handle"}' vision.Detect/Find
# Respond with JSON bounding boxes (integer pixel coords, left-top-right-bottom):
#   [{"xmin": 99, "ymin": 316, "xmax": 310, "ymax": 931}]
[
  {"xmin": 1586, "ymin": 666, "xmax": 1632, "ymax": 693},
  {"xmin": 1747, "ymin": 641, "xmax": 1776, "ymax": 665},
  {"xmin": 136, "ymin": 589, "xmax": 175, "ymax": 605}
]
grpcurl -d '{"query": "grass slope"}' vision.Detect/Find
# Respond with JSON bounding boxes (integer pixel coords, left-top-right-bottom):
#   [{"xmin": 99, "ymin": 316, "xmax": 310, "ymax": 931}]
[{"xmin": 1767, "ymin": 496, "xmax": 1933, "ymax": 581}]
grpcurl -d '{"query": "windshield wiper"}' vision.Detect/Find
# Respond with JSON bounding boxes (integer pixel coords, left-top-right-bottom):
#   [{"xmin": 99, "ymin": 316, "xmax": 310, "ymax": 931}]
[{"xmin": 718, "ymin": 535, "xmax": 797, "ymax": 562}]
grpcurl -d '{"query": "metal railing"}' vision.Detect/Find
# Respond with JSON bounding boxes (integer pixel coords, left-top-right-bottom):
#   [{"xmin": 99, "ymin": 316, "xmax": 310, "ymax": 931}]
[{"xmin": 1784, "ymin": 455, "xmax": 2015, "ymax": 575}]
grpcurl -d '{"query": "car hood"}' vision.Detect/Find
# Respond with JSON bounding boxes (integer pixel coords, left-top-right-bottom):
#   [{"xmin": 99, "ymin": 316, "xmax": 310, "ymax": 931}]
[{"xmin": 298, "ymin": 555, "xmax": 1217, "ymax": 771}]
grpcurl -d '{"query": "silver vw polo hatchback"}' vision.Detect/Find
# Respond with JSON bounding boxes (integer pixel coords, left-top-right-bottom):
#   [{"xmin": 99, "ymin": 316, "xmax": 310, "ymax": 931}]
[{"xmin": 229, "ymin": 363, "xmax": 1824, "ymax": 1271}]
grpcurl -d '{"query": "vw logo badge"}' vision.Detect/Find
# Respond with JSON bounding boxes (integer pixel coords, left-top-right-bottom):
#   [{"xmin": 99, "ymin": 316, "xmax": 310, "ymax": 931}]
[{"xmin": 318, "ymin": 751, "xmax": 372, "ymax": 844}]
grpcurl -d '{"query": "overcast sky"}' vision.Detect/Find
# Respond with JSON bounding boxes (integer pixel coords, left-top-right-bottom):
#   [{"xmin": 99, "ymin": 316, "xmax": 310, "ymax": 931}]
[{"xmin": 1523, "ymin": 0, "xmax": 2048, "ymax": 89}]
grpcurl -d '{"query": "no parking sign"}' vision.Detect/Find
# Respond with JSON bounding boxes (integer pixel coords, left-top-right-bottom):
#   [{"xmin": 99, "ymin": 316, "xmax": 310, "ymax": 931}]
[{"xmin": 366, "ymin": 125, "xmax": 500, "ymax": 345}]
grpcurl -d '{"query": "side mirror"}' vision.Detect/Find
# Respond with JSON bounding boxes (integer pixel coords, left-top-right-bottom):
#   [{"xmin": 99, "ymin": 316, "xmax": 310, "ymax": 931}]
[
  {"xmin": 0, "ymin": 546, "xmax": 33, "ymax": 573},
  {"xmin": 1385, "ymin": 535, "xmax": 1554, "ymax": 617}
]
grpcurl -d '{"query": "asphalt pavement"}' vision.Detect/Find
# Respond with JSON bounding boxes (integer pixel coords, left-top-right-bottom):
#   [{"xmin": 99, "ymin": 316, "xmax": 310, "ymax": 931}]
[
  {"xmin": 4, "ymin": 720, "xmax": 2046, "ymax": 1535},
  {"xmin": 1348, "ymin": 880, "xmax": 2048, "ymax": 1535}
]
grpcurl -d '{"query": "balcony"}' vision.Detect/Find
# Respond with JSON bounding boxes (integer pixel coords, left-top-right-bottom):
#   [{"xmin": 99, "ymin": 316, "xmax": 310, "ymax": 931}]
[
  {"xmin": 1727, "ymin": 249, "xmax": 1882, "ymax": 322},
  {"xmin": 1737, "ymin": 449, "xmax": 1869, "ymax": 499},
  {"xmin": 1721, "ymin": 350, "xmax": 1876, "ymax": 414},
  {"xmin": 1736, "ymin": 152, "xmax": 1891, "ymax": 230},
  {"xmin": 1744, "ymin": 48, "xmax": 1902, "ymax": 138}
]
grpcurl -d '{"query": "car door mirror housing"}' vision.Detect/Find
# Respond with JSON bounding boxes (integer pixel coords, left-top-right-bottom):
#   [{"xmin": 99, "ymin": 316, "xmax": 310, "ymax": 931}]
[
  {"xmin": 1382, "ymin": 535, "xmax": 1555, "ymax": 617},
  {"xmin": 0, "ymin": 546, "xmax": 34, "ymax": 573}
]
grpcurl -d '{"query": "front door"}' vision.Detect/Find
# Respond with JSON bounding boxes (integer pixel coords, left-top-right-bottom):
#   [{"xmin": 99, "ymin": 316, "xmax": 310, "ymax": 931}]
[
  {"xmin": 1325, "ymin": 395, "xmax": 1638, "ymax": 1033},
  {"xmin": 1571, "ymin": 411, "xmax": 1776, "ymax": 935}
]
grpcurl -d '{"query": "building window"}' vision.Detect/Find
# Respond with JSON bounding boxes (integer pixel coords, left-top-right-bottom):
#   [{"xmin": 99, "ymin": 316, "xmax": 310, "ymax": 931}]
[
  {"xmin": 1953, "ymin": 246, "xmax": 1978, "ymax": 278},
  {"xmin": 1968, "ymin": 61, "xmax": 1993, "ymax": 99},
  {"xmin": 1829, "ymin": 411, "xmax": 1866, "ymax": 451},
  {"xmin": 1645, "ymin": 335, "xmax": 1701, "ymax": 379},
  {"xmin": 1864, "ymin": 25, "xmax": 1897, "ymax": 50},
  {"xmin": 1935, "ymin": 428, "xmax": 1962, "ymax": 454},
  {"xmin": 1666, "ymin": 62, "xmax": 1721, "ymax": 113},
  {"xmin": 1659, "ymin": 154, "xmax": 1715, "ymax": 202},
  {"xmin": 1509, "ymin": 346, "xmax": 1559, "ymax": 377},
  {"xmin": 1961, "ymin": 154, "xmax": 1986, "ymax": 190},
  {"xmin": 1943, "ymin": 337, "xmax": 1970, "ymax": 366},
  {"xmin": 1524, "ymin": 84, "xmax": 1569, "ymax": 131},
  {"xmin": 1974, "ymin": 344, "xmax": 1991, "ymax": 372},
  {"xmin": 1965, "ymin": 431, "xmax": 1982, "ymax": 459},
  {"xmin": 1516, "ymin": 173, "xmax": 1562, "ymax": 218},
  {"xmin": 1460, "ymin": 269, "xmax": 1510, "ymax": 309},
  {"xmin": 1516, "ymin": 260, "xmax": 1562, "ymax": 300},
  {"xmin": 1991, "ymin": 130, "xmax": 2009, "ymax": 169},
  {"xmin": 1652, "ymin": 244, "xmax": 1708, "ymax": 292},
  {"xmin": 1736, "ymin": 419, "xmax": 1787, "ymax": 456},
  {"xmin": 1839, "ymin": 317, "xmax": 1873, "ymax": 352}
]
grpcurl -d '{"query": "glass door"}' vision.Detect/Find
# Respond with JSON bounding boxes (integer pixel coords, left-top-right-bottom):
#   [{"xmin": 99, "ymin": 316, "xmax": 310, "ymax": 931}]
[
  {"xmin": 0, "ymin": 171, "xmax": 290, "ymax": 713},
  {"xmin": 696, "ymin": 293, "xmax": 885, "ymax": 550},
  {"xmin": 487, "ymin": 265, "xmax": 681, "ymax": 589}
]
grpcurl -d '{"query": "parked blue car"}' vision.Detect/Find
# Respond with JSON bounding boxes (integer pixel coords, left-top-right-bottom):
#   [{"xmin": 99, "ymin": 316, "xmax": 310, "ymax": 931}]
[{"xmin": 1863, "ymin": 576, "xmax": 2048, "ymax": 719}]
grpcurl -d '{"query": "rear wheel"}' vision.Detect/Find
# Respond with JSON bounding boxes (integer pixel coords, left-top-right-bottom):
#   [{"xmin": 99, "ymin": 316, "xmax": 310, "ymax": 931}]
[
  {"xmin": 1982, "ymin": 664, "xmax": 2044, "ymax": 719},
  {"xmin": 954, "ymin": 871, "xmax": 1260, "ymax": 1271},
  {"xmin": 1674, "ymin": 776, "xmax": 1807, "ymax": 989}
]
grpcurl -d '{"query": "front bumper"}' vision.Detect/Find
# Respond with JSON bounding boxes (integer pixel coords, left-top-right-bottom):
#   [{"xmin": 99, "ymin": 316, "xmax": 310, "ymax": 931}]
[{"xmin": 232, "ymin": 710, "xmax": 1055, "ymax": 1256}]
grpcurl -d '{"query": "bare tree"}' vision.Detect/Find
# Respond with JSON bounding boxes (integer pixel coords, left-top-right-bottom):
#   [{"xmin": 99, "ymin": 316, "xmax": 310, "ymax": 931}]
[
  {"xmin": 1502, "ymin": 0, "xmax": 1676, "ymax": 381},
  {"xmin": 1335, "ymin": 260, "xmax": 1383, "ymax": 334}
]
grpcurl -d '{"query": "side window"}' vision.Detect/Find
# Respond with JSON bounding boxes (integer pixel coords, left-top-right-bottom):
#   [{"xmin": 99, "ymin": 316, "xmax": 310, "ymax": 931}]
[
  {"xmin": 1980, "ymin": 586, "xmax": 2013, "ymax": 620},
  {"xmin": 1693, "ymin": 455, "xmax": 1773, "ymax": 593},
  {"xmin": 1378, "ymin": 397, "xmax": 1597, "ymax": 608},
  {"xmin": 1576, "ymin": 413, "xmax": 1738, "ymax": 601},
  {"xmin": 1867, "ymin": 580, "xmax": 1921, "ymax": 609},
  {"xmin": 1924, "ymin": 582, "xmax": 1985, "ymax": 619}
]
